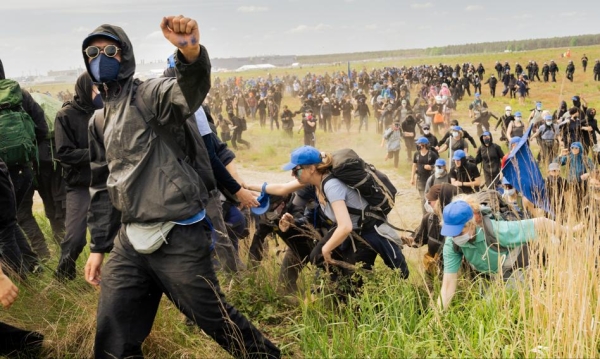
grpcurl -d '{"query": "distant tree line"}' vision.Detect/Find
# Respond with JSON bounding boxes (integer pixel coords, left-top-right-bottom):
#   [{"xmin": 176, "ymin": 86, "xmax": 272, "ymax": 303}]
[{"xmin": 297, "ymin": 34, "xmax": 600, "ymax": 65}]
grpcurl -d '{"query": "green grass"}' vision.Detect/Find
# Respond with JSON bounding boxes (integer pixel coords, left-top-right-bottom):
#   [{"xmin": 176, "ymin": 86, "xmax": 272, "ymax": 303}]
[{"xmin": 5, "ymin": 46, "xmax": 600, "ymax": 358}]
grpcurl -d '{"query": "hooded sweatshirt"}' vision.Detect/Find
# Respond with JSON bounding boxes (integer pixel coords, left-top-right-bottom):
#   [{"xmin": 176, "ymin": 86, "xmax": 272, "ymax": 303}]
[
  {"xmin": 475, "ymin": 132, "xmax": 504, "ymax": 186},
  {"xmin": 84, "ymin": 24, "xmax": 212, "ymax": 225},
  {"xmin": 55, "ymin": 72, "xmax": 96, "ymax": 187}
]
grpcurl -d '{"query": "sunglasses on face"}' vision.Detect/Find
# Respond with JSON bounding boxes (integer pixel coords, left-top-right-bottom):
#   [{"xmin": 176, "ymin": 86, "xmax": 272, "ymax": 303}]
[
  {"xmin": 84, "ymin": 45, "xmax": 121, "ymax": 59},
  {"xmin": 292, "ymin": 166, "xmax": 303, "ymax": 178}
]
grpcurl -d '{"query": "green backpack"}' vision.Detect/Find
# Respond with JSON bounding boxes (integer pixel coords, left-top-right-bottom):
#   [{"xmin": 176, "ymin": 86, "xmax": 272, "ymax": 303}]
[
  {"xmin": 0, "ymin": 79, "xmax": 37, "ymax": 167},
  {"xmin": 30, "ymin": 92, "xmax": 62, "ymax": 140}
]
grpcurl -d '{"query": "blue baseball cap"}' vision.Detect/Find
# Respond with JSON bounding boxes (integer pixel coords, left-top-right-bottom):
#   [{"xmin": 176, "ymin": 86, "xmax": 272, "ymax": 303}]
[
  {"xmin": 416, "ymin": 137, "xmax": 430, "ymax": 145},
  {"xmin": 453, "ymin": 149, "xmax": 466, "ymax": 160},
  {"xmin": 82, "ymin": 31, "xmax": 121, "ymax": 48},
  {"xmin": 514, "ymin": 111, "xmax": 522, "ymax": 117},
  {"xmin": 435, "ymin": 158, "xmax": 446, "ymax": 166},
  {"xmin": 282, "ymin": 146, "xmax": 322, "ymax": 170},
  {"xmin": 441, "ymin": 200, "xmax": 474, "ymax": 237},
  {"xmin": 475, "ymin": 92, "xmax": 480, "ymax": 97},
  {"xmin": 510, "ymin": 137, "xmax": 521, "ymax": 145},
  {"xmin": 451, "ymin": 126, "xmax": 462, "ymax": 131},
  {"xmin": 171, "ymin": 209, "xmax": 206, "ymax": 225},
  {"xmin": 167, "ymin": 54, "xmax": 176, "ymax": 69},
  {"xmin": 251, "ymin": 183, "xmax": 271, "ymax": 215},
  {"xmin": 482, "ymin": 131, "xmax": 491, "ymax": 137},
  {"xmin": 544, "ymin": 114, "xmax": 553, "ymax": 120}
]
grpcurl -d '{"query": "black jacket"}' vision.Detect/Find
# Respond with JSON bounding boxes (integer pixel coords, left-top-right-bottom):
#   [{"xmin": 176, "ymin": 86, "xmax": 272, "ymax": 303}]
[
  {"xmin": 55, "ymin": 72, "xmax": 95, "ymax": 187},
  {"xmin": 476, "ymin": 132, "xmax": 504, "ymax": 182}
]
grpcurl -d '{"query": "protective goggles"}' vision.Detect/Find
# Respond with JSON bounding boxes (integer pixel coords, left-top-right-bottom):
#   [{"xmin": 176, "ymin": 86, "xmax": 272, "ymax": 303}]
[{"xmin": 84, "ymin": 45, "xmax": 121, "ymax": 59}]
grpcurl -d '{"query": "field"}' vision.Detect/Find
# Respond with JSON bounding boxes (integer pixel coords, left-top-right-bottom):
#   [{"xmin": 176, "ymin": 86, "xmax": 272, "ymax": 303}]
[{"xmin": 2, "ymin": 45, "xmax": 600, "ymax": 358}]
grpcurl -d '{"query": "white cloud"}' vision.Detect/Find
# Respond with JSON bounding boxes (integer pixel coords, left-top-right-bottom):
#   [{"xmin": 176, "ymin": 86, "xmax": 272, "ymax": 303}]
[
  {"xmin": 365, "ymin": 24, "xmax": 378, "ymax": 30},
  {"xmin": 411, "ymin": 2, "xmax": 433, "ymax": 9},
  {"xmin": 237, "ymin": 6, "xmax": 269, "ymax": 13},
  {"xmin": 559, "ymin": 11, "xmax": 578, "ymax": 17},
  {"xmin": 288, "ymin": 24, "xmax": 333, "ymax": 33},
  {"xmin": 465, "ymin": 5, "xmax": 483, "ymax": 11}
]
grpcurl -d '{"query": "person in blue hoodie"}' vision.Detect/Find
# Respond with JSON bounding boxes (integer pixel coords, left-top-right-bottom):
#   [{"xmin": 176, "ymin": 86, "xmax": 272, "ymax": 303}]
[{"xmin": 557, "ymin": 141, "xmax": 595, "ymax": 203}]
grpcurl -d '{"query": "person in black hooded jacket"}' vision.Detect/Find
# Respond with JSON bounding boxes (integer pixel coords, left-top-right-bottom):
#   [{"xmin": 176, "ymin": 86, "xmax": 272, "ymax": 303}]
[
  {"xmin": 80, "ymin": 16, "xmax": 279, "ymax": 359},
  {"xmin": 475, "ymin": 131, "xmax": 504, "ymax": 189},
  {"xmin": 54, "ymin": 72, "xmax": 99, "ymax": 281}
]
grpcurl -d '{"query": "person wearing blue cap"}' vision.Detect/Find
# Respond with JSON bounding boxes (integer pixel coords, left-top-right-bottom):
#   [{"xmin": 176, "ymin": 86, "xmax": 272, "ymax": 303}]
[
  {"xmin": 437, "ymin": 125, "xmax": 469, "ymax": 161},
  {"xmin": 247, "ymin": 146, "xmax": 409, "ymax": 290},
  {"xmin": 437, "ymin": 197, "xmax": 580, "ymax": 309},
  {"xmin": 475, "ymin": 131, "xmax": 504, "ymax": 188},
  {"xmin": 412, "ymin": 137, "xmax": 439, "ymax": 214},
  {"xmin": 506, "ymin": 111, "xmax": 525, "ymax": 142},
  {"xmin": 449, "ymin": 150, "xmax": 481, "ymax": 194},
  {"xmin": 527, "ymin": 101, "xmax": 544, "ymax": 126},
  {"xmin": 531, "ymin": 114, "xmax": 560, "ymax": 165},
  {"xmin": 425, "ymin": 158, "xmax": 450, "ymax": 194},
  {"xmin": 81, "ymin": 16, "xmax": 280, "ymax": 358},
  {"xmin": 469, "ymin": 92, "xmax": 492, "ymax": 137}
]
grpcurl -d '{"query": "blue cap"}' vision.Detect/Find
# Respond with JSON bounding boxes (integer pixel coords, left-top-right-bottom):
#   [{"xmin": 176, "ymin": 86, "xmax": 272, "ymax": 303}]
[
  {"xmin": 510, "ymin": 137, "xmax": 521, "ymax": 145},
  {"xmin": 435, "ymin": 158, "xmax": 446, "ymax": 166},
  {"xmin": 171, "ymin": 209, "xmax": 206, "ymax": 225},
  {"xmin": 416, "ymin": 137, "xmax": 430, "ymax": 145},
  {"xmin": 572, "ymin": 96, "xmax": 579, "ymax": 101},
  {"xmin": 514, "ymin": 111, "xmax": 522, "ymax": 117},
  {"xmin": 482, "ymin": 131, "xmax": 491, "ymax": 137},
  {"xmin": 544, "ymin": 114, "xmax": 553, "ymax": 120},
  {"xmin": 282, "ymin": 146, "xmax": 322, "ymax": 170},
  {"xmin": 453, "ymin": 149, "xmax": 466, "ymax": 160},
  {"xmin": 251, "ymin": 183, "xmax": 271, "ymax": 215},
  {"xmin": 441, "ymin": 201, "xmax": 474, "ymax": 237},
  {"xmin": 451, "ymin": 126, "xmax": 462, "ymax": 131},
  {"xmin": 83, "ymin": 31, "xmax": 121, "ymax": 48},
  {"xmin": 475, "ymin": 92, "xmax": 480, "ymax": 97}
]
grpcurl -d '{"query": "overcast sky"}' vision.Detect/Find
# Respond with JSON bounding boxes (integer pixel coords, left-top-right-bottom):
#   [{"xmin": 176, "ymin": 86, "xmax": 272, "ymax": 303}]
[{"xmin": 0, "ymin": 0, "xmax": 597, "ymax": 77}]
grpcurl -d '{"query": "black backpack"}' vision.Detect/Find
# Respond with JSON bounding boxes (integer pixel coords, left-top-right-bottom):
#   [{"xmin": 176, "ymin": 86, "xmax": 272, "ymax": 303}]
[{"xmin": 321, "ymin": 148, "xmax": 397, "ymax": 226}]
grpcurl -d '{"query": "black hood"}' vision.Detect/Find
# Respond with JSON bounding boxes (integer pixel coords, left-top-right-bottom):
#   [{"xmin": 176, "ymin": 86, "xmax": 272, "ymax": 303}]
[
  {"xmin": 0, "ymin": 58, "xmax": 5, "ymax": 80},
  {"xmin": 82, "ymin": 24, "xmax": 136, "ymax": 86},
  {"xmin": 479, "ymin": 131, "xmax": 494, "ymax": 146},
  {"xmin": 72, "ymin": 72, "xmax": 97, "ymax": 114},
  {"xmin": 560, "ymin": 101, "xmax": 567, "ymax": 111}
]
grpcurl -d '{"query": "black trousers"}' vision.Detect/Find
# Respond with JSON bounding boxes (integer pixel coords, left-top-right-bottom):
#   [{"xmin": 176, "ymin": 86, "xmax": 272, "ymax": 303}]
[
  {"xmin": 277, "ymin": 226, "xmax": 317, "ymax": 293},
  {"xmin": 231, "ymin": 129, "xmax": 250, "ymax": 150},
  {"xmin": 56, "ymin": 186, "xmax": 90, "ymax": 280},
  {"xmin": 0, "ymin": 321, "xmax": 44, "ymax": 357},
  {"xmin": 35, "ymin": 160, "xmax": 66, "ymax": 246},
  {"xmin": 95, "ymin": 221, "xmax": 280, "ymax": 359},
  {"xmin": 8, "ymin": 166, "xmax": 38, "ymax": 272},
  {"xmin": 17, "ymin": 184, "xmax": 51, "ymax": 260}
]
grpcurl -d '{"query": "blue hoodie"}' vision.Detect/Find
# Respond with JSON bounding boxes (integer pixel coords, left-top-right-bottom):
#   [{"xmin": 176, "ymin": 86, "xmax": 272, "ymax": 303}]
[{"xmin": 558, "ymin": 142, "xmax": 594, "ymax": 182}]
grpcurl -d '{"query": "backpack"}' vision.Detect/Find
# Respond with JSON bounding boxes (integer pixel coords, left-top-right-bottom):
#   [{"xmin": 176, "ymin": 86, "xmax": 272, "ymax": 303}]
[
  {"xmin": 321, "ymin": 148, "xmax": 397, "ymax": 226},
  {"xmin": 0, "ymin": 79, "xmax": 37, "ymax": 167},
  {"xmin": 30, "ymin": 92, "xmax": 62, "ymax": 139}
]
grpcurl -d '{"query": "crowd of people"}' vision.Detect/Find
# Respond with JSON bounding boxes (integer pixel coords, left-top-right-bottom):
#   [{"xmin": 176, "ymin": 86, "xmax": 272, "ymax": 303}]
[{"xmin": 1, "ymin": 14, "xmax": 600, "ymax": 357}]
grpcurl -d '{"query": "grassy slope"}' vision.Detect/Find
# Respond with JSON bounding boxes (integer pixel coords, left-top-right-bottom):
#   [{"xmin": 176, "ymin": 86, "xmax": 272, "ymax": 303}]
[{"xmin": 3, "ymin": 45, "xmax": 599, "ymax": 358}]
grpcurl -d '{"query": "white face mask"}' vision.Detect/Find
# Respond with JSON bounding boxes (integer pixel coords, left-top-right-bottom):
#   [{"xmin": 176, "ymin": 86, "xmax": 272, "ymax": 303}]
[
  {"xmin": 453, "ymin": 227, "xmax": 480, "ymax": 246},
  {"xmin": 435, "ymin": 168, "xmax": 445, "ymax": 176},
  {"xmin": 424, "ymin": 130, "xmax": 430, "ymax": 135},
  {"xmin": 505, "ymin": 111, "xmax": 511, "ymax": 116},
  {"xmin": 452, "ymin": 132, "xmax": 459, "ymax": 138},
  {"xmin": 546, "ymin": 121, "xmax": 553, "ymax": 126},
  {"xmin": 515, "ymin": 117, "xmax": 522, "ymax": 122},
  {"xmin": 506, "ymin": 188, "xmax": 516, "ymax": 196}
]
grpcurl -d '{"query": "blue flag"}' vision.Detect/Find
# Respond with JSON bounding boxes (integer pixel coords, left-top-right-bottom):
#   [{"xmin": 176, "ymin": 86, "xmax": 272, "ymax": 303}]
[{"xmin": 501, "ymin": 124, "xmax": 550, "ymax": 213}]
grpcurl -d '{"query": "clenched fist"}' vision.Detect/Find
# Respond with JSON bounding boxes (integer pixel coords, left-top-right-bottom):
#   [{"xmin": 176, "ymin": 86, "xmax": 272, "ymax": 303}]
[{"xmin": 160, "ymin": 15, "xmax": 201, "ymax": 63}]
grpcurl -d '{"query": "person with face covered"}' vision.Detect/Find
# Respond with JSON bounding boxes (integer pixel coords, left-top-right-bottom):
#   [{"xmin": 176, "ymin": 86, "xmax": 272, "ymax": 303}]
[
  {"xmin": 506, "ymin": 111, "xmax": 526, "ymax": 143},
  {"xmin": 557, "ymin": 142, "xmax": 595, "ymax": 198},
  {"xmin": 565, "ymin": 60, "xmax": 575, "ymax": 82},
  {"xmin": 531, "ymin": 114, "xmax": 560, "ymax": 166},
  {"xmin": 411, "ymin": 137, "xmax": 439, "ymax": 214},
  {"xmin": 475, "ymin": 131, "xmax": 504, "ymax": 189},
  {"xmin": 438, "ymin": 126, "xmax": 469, "ymax": 160},
  {"xmin": 558, "ymin": 107, "xmax": 584, "ymax": 148},
  {"xmin": 80, "ymin": 16, "xmax": 280, "ymax": 358},
  {"xmin": 549, "ymin": 60, "xmax": 559, "ymax": 82},
  {"xmin": 424, "ymin": 158, "xmax": 450, "ymax": 194},
  {"xmin": 449, "ymin": 150, "xmax": 481, "ymax": 194},
  {"xmin": 54, "ymin": 72, "xmax": 101, "ymax": 281},
  {"xmin": 495, "ymin": 105, "xmax": 514, "ymax": 143},
  {"xmin": 583, "ymin": 108, "xmax": 600, "ymax": 158},
  {"xmin": 437, "ymin": 198, "xmax": 577, "ymax": 309}
]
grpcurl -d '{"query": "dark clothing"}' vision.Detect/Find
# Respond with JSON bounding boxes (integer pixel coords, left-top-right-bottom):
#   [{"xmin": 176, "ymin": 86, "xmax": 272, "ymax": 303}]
[
  {"xmin": 439, "ymin": 129, "xmax": 477, "ymax": 148},
  {"xmin": 96, "ymin": 222, "xmax": 280, "ymax": 359},
  {"xmin": 56, "ymin": 186, "xmax": 90, "ymax": 280},
  {"xmin": 0, "ymin": 159, "xmax": 24, "ymax": 274},
  {"xmin": 8, "ymin": 166, "xmax": 39, "ymax": 273},
  {"xmin": 84, "ymin": 25, "xmax": 279, "ymax": 358},
  {"xmin": 476, "ymin": 134, "xmax": 504, "ymax": 188},
  {"xmin": 449, "ymin": 162, "xmax": 480, "ymax": 194},
  {"xmin": 0, "ymin": 321, "xmax": 44, "ymax": 357}
]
